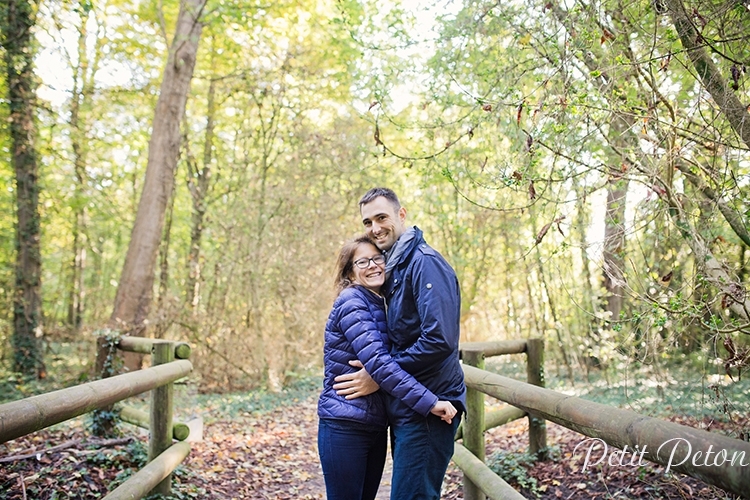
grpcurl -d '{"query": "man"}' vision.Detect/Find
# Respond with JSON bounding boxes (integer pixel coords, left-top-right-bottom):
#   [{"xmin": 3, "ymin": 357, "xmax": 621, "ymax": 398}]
[{"xmin": 334, "ymin": 187, "xmax": 466, "ymax": 500}]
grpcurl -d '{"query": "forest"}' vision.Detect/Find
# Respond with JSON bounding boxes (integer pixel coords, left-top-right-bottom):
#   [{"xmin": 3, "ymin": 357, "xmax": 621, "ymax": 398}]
[
  {"xmin": 0, "ymin": 0, "xmax": 750, "ymax": 499},
  {"xmin": 1, "ymin": 0, "xmax": 749, "ymax": 493}
]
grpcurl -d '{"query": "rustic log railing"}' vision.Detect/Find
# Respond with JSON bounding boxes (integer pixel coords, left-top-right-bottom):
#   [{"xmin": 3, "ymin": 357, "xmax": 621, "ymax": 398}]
[
  {"xmin": 456, "ymin": 339, "xmax": 545, "ymax": 500},
  {"xmin": 454, "ymin": 339, "xmax": 750, "ymax": 500},
  {"xmin": 0, "ymin": 336, "xmax": 193, "ymax": 499}
]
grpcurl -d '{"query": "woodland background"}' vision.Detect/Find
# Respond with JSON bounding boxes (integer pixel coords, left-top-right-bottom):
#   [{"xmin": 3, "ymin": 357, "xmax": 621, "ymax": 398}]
[{"xmin": 1, "ymin": 0, "xmax": 749, "ymax": 408}]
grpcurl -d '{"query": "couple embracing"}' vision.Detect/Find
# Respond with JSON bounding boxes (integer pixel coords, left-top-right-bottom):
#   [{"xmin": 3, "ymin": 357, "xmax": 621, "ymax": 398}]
[{"xmin": 317, "ymin": 187, "xmax": 467, "ymax": 500}]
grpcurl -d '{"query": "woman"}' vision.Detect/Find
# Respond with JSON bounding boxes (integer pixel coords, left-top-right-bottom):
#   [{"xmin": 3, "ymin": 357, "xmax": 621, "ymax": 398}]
[{"xmin": 317, "ymin": 235, "xmax": 456, "ymax": 500}]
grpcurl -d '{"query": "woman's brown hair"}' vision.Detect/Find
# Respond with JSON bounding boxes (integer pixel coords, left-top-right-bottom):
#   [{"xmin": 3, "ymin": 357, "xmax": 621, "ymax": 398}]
[{"xmin": 334, "ymin": 235, "xmax": 381, "ymax": 294}]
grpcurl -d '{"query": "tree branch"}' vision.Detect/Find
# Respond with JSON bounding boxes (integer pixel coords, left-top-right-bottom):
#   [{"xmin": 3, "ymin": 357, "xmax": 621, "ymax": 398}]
[
  {"xmin": 665, "ymin": 0, "xmax": 750, "ymax": 148},
  {"xmin": 676, "ymin": 161, "xmax": 750, "ymax": 248},
  {"xmin": 0, "ymin": 437, "xmax": 132, "ymax": 463}
]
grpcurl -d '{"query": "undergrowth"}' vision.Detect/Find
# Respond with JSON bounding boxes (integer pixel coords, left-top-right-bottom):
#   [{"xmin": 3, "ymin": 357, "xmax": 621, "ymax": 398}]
[
  {"xmin": 486, "ymin": 449, "xmax": 541, "ymax": 496},
  {"xmin": 193, "ymin": 374, "xmax": 320, "ymax": 422},
  {"xmin": 0, "ymin": 340, "xmax": 94, "ymax": 405}
]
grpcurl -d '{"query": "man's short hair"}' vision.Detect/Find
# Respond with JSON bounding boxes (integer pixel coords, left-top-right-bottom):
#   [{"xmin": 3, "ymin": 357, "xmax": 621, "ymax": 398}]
[{"xmin": 359, "ymin": 187, "xmax": 401, "ymax": 211}]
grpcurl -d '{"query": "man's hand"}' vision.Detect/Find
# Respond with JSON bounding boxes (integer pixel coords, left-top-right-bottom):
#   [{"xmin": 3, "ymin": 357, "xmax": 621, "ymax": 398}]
[
  {"xmin": 430, "ymin": 401, "xmax": 457, "ymax": 424},
  {"xmin": 333, "ymin": 360, "xmax": 380, "ymax": 399}
]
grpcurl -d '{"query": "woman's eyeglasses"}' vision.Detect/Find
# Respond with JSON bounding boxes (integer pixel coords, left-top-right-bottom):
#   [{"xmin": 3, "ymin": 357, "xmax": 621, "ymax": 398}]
[{"xmin": 353, "ymin": 255, "xmax": 385, "ymax": 269}]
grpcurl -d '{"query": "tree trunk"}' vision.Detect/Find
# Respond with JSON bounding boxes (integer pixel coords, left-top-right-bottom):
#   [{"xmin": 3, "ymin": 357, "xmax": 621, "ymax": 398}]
[
  {"xmin": 664, "ymin": 0, "xmax": 750, "ymax": 149},
  {"xmin": 155, "ymin": 181, "xmax": 176, "ymax": 338},
  {"xmin": 529, "ymin": 209, "xmax": 573, "ymax": 383},
  {"xmin": 601, "ymin": 114, "xmax": 631, "ymax": 325},
  {"xmin": 574, "ymin": 185, "xmax": 595, "ymax": 313},
  {"xmin": 67, "ymin": 191, "xmax": 85, "ymax": 333},
  {"xmin": 574, "ymin": 183, "xmax": 602, "ymax": 363},
  {"xmin": 654, "ymin": 0, "xmax": 750, "ymax": 326},
  {"xmin": 550, "ymin": 3, "xmax": 635, "ymax": 328},
  {"xmin": 676, "ymin": 162, "xmax": 750, "ymax": 249},
  {"xmin": 67, "ymin": 11, "xmax": 99, "ymax": 333},
  {"xmin": 665, "ymin": 195, "xmax": 750, "ymax": 325},
  {"xmin": 3, "ymin": 0, "xmax": 45, "ymax": 378},
  {"xmin": 185, "ymin": 50, "xmax": 216, "ymax": 312},
  {"xmin": 107, "ymin": 0, "xmax": 206, "ymax": 370},
  {"xmin": 681, "ymin": 195, "xmax": 713, "ymax": 353}
]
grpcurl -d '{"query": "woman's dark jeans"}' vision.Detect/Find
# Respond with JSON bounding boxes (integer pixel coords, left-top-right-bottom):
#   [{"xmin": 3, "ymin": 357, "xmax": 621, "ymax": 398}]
[{"xmin": 318, "ymin": 418, "xmax": 387, "ymax": 500}]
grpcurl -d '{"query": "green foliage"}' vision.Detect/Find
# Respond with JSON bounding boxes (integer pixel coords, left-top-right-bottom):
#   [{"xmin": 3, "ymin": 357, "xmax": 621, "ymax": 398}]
[
  {"xmin": 110, "ymin": 454, "xmax": 208, "ymax": 500},
  {"xmin": 11, "ymin": 331, "xmax": 44, "ymax": 376},
  {"xmin": 93, "ymin": 328, "xmax": 122, "ymax": 377},
  {"xmin": 88, "ymin": 407, "xmax": 121, "ymax": 437},
  {"xmin": 0, "ymin": 341, "xmax": 93, "ymax": 404},
  {"xmin": 487, "ymin": 449, "xmax": 543, "ymax": 496},
  {"xmin": 99, "ymin": 439, "xmax": 150, "ymax": 490},
  {"xmin": 90, "ymin": 330, "xmax": 122, "ymax": 436},
  {"xmin": 0, "ymin": 371, "xmax": 44, "ymax": 404}
]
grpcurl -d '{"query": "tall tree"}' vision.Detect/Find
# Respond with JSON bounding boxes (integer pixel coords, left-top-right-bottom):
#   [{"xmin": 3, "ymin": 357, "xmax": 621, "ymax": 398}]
[
  {"xmin": 86, "ymin": 0, "xmax": 207, "ymax": 432},
  {"xmin": 2, "ymin": 0, "xmax": 45, "ymax": 377},
  {"xmin": 661, "ymin": 0, "xmax": 750, "ymax": 322},
  {"xmin": 106, "ymin": 0, "xmax": 206, "ymax": 369},
  {"xmin": 183, "ymin": 37, "xmax": 218, "ymax": 313},
  {"xmin": 63, "ymin": 0, "xmax": 102, "ymax": 333}
]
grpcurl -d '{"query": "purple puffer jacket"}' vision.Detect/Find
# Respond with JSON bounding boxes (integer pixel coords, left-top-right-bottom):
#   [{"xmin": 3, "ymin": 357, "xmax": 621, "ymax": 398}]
[{"xmin": 317, "ymin": 285, "xmax": 439, "ymax": 427}]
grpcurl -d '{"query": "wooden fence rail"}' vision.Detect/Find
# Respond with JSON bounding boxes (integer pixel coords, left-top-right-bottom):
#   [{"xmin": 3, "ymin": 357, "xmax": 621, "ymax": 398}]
[
  {"xmin": 459, "ymin": 339, "xmax": 546, "ymax": 499},
  {"xmin": 452, "ymin": 442, "xmax": 525, "ymax": 500},
  {"xmin": 455, "ymin": 340, "xmax": 750, "ymax": 500},
  {"xmin": 0, "ymin": 336, "xmax": 193, "ymax": 499},
  {"xmin": 104, "ymin": 441, "xmax": 192, "ymax": 500}
]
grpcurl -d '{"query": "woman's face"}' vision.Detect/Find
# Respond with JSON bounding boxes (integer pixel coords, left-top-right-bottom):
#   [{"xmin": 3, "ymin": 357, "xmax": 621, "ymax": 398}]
[{"xmin": 350, "ymin": 243, "xmax": 385, "ymax": 292}]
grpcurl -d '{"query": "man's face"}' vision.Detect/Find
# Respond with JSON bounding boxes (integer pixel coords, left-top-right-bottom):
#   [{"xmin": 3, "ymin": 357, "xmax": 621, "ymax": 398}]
[{"xmin": 360, "ymin": 196, "xmax": 406, "ymax": 251}]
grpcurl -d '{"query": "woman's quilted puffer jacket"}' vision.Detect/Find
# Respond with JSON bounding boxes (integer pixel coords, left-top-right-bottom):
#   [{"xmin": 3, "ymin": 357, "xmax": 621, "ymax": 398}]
[{"xmin": 317, "ymin": 285, "xmax": 439, "ymax": 427}]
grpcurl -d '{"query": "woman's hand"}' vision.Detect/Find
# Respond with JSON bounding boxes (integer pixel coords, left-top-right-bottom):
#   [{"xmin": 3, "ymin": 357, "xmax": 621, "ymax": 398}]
[{"xmin": 431, "ymin": 401, "xmax": 457, "ymax": 424}]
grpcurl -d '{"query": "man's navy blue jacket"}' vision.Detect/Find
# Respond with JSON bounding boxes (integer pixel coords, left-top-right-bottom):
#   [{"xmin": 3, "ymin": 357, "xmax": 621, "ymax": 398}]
[{"xmin": 383, "ymin": 226, "xmax": 467, "ymax": 425}]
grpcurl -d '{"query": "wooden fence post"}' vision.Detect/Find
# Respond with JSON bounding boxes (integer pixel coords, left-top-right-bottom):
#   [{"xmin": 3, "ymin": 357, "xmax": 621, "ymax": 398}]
[
  {"xmin": 150, "ymin": 340, "xmax": 174, "ymax": 495},
  {"xmin": 463, "ymin": 349, "xmax": 486, "ymax": 500},
  {"xmin": 526, "ymin": 338, "xmax": 548, "ymax": 460}
]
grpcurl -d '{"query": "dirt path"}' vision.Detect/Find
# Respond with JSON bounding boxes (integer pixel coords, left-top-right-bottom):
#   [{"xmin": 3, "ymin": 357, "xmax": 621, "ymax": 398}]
[
  {"xmin": 185, "ymin": 397, "xmax": 327, "ymax": 499},
  {"xmin": 185, "ymin": 396, "xmax": 462, "ymax": 499},
  {"xmin": 185, "ymin": 396, "xmax": 399, "ymax": 499}
]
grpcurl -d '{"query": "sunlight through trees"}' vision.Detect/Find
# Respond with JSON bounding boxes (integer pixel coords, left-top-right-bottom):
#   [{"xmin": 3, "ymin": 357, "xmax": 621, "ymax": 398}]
[{"xmin": 0, "ymin": 0, "xmax": 747, "ymax": 397}]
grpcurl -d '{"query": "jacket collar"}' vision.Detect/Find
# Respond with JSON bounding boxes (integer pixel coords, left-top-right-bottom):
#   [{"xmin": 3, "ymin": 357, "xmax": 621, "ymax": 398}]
[
  {"xmin": 352, "ymin": 284, "xmax": 384, "ymax": 301},
  {"xmin": 385, "ymin": 226, "xmax": 424, "ymax": 273}
]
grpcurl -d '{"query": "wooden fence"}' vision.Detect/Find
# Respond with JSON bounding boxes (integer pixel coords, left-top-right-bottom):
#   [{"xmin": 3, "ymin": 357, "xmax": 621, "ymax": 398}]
[
  {"xmin": 454, "ymin": 339, "xmax": 750, "ymax": 500},
  {"xmin": 0, "ymin": 336, "xmax": 193, "ymax": 499}
]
